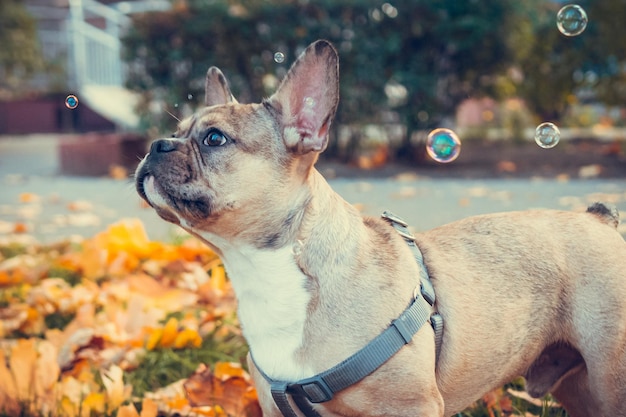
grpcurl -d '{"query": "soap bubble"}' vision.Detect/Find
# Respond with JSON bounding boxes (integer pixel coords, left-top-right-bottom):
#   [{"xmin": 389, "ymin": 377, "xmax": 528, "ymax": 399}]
[
  {"xmin": 274, "ymin": 52, "xmax": 285, "ymax": 63},
  {"xmin": 534, "ymin": 122, "xmax": 560, "ymax": 148},
  {"xmin": 304, "ymin": 96, "xmax": 316, "ymax": 108},
  {"xmin": 65, "ymin": 94, "xmax": 79, "ymax": 109},
  {"xmin": 187, "ymin": 94, "xmax": 193, "ymax": 100},
  {"xmin": 426, "ymin": 128, "xmax": 461, "ymax": 163},
  {"xmin": 557, "ymin": 5, "xmax": 588, "ymax": 37}
]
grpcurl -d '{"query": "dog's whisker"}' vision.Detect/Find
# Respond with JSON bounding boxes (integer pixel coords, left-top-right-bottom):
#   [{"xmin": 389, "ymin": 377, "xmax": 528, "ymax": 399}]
[{"xmin": 165, "ymin": 109, "xmax": 181, "ymax": 122}]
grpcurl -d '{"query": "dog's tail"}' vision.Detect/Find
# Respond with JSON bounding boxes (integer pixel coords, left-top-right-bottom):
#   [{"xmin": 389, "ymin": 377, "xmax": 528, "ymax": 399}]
[{"xmin": 586, "ymin": 202, "xmax": 620, "ymax": 229}]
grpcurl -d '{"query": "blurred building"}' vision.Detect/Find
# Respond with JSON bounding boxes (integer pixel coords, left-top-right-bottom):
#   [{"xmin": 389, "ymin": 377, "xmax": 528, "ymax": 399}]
[{"xmin": 2, "ymin": 0, "xmax": 169, "ymax": 133}]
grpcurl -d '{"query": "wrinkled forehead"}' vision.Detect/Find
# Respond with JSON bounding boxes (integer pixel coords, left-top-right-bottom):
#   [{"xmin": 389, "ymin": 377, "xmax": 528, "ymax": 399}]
[
  {"xmin": 171, "ymin": 103, "xmax": 289, "ymax": 164},
  {"xmin": 175, "ymin": 103, "xmax": 275, "ymax": 138}
]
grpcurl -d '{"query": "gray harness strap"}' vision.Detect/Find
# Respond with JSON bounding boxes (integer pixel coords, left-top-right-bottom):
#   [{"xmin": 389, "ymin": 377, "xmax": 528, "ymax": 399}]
[
  {"xmin": 382, "ymin": 211, "xmax": 444, "ymax": 360},
  {"xmin": 254, "ymin": 211, "xmax": 443, "ymax": 417}
]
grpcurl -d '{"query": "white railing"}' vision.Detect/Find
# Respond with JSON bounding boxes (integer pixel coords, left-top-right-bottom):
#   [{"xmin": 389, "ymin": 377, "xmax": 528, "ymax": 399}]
[
  {"xmin": 68, "ymin": 0, "xmax": 129, "ymax": 88},
  {"xmin": 67, "ymin": 0, "xmax": 170, "ymax": 90},
  {"xmin": 61, "ymin": 0, "xmax": 170, "ymax": 128}
]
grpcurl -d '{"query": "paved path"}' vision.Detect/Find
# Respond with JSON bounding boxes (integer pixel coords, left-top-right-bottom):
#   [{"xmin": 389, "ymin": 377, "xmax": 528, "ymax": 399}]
[{"xmin": 1, "ymin": 136, "xmax": 625, "ymax": 243}]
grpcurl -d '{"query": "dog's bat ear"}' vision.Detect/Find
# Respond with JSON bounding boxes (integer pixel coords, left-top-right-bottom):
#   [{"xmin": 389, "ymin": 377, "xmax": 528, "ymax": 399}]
[
  {"xmin": 268, "ymin": 40, "xmax": 339, "ymax": 155},
  {"xmin": 205, "ymin": 67, "xmax": 238, "ymax": 106}
]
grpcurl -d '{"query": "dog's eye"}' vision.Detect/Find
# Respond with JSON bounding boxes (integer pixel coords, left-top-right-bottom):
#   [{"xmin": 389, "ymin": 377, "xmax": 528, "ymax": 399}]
[{"xmin": 203, "ymin": 130, "xmax": 228, "ymax": 147}]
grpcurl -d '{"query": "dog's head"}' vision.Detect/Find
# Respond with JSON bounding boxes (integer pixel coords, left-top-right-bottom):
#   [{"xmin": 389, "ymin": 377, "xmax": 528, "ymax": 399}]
[{"xmin": 135, "ymin": 40, "xmax": 339, "ymax": 247}]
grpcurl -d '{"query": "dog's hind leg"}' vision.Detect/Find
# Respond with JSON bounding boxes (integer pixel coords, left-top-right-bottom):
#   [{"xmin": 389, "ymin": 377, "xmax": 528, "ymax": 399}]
[
  {"xmin": 552, "ymin": 363, "xmax": 626, "ymax": 417},
  {"xmin": 550, "ymin": 367, "xmax": 600, "ymax": 417},
  {"xmin": 585, "ymin": 353, "xmax": 626, "ymax": 417}
]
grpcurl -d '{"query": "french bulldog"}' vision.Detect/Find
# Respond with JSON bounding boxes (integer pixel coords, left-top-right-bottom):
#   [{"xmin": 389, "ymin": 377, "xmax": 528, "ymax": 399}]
[{"xmin": 135, "ymin": 40, "xmax": 626, "ymax": 416}]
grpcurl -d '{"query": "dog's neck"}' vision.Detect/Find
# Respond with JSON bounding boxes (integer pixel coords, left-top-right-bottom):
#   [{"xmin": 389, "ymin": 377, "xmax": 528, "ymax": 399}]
[
  {"xmin": 193, "ymin": 169, "xmax": 362, "ymax": 381},
  {"xmin": 199, "ymin": 234, "xmax": 314, "ymax": 381},
  {"xmin": 194, "ymin": 169, "xmax": 415, "ymax": 383}
]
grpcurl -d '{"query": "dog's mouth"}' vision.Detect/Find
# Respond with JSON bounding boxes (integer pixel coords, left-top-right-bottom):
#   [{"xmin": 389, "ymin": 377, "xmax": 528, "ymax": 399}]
[
  {"xmin": 134, "ymin": 166, "xmax": 150, "ymax": 203},
  {"xmin": 135, "ymin": 169, "xmax": 181, "ymax": 225},
  {"xmin": 135, "ymin": 160, "xmax": 214, "ymax": 225}
]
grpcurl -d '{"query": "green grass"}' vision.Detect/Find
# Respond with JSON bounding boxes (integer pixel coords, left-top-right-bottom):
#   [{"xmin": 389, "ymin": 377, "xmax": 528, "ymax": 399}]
[{"xmin": 125, "ymin": 322, "xmax": 249, "ymax": 397}]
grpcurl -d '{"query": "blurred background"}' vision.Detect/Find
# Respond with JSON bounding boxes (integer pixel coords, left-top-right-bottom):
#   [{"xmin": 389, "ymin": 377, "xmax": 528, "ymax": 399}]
[
  {"xmin": 0, "ymin": 0, "xmax": 625, "ymax": 242},
  {"xmin": 1, "ymin": 0, "xmax": 626, "ymax": 162}
]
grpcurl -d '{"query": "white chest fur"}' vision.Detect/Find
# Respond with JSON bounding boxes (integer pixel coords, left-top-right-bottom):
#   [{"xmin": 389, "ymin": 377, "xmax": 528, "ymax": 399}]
[{"xmin": 195, "ymin": 230, "xmax": 313, "ymax": 381}]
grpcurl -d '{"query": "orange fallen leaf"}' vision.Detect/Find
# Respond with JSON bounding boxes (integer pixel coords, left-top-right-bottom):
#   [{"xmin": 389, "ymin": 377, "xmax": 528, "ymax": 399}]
[
  {"xmin": 159, "ymin": 317, "xmax": 180, "ymax": 347},
  {"xmin": 10, "ymin": 338, "xmax": 37, "ymax": 401},
  {"xmin": 19, "ymin": 192, "xmax": 40, "ymax": 203},
  {"xmin": 214, "ymin": 362, "xmax": 246, "ymax": 381},
  {"xmin": 67, "ymin": 200, "xmax": 94, "ymax": 212},
  {"xmin": 211, "ymin": 265, "xmax": 227, "ymax": 292},
  {"xmin": 184, "ymin": 363, "xmax": 260, "ymax": 417},
  {"xmin": 0, "ymin": 350, "xmax": 19, "ymax": 413},
  {"xmin": 126, "ymin": 274, "xmax": 199, "ymax": 311},
  {"xmin": 173, "ymin": 328, "xmax": 203, "ymax": 349},
  {"xmin": 140, "ymin": 398, "xmax": 159, "ymax": 417},
  {"xmin": 146, "ymin": 328, "xmax": 164, "ymax": 351},
  {"xmin": 109, "ymin": 164, "xmax": 128, "ymax": 180},
  {"xmin": 101, "ymin": 365, "xmax": 130, "ymax": 410},
  {"xmin": 165, "ymin": 394, "xmax": 189, "ymax": 410},
  {"xmin": 116, "ymin": 404, "xmax": 140, "ymax": 417},
  {"xmin": 13, "ymin": 222, "xmax": 29, "ymax": 234},
  {"xmin": 34, "ymin": 340, "xmax": 60, "ymax": 401},
  {"xmin": 82, "ymin": 392, "xmax": 106, "ymax": 415}
]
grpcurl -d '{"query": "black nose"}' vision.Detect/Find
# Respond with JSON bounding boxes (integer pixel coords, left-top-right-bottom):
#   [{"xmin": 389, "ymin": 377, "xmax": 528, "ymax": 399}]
[{"xmin": 150, "ymin": 139, "xmax": 177, "ymax": 154}]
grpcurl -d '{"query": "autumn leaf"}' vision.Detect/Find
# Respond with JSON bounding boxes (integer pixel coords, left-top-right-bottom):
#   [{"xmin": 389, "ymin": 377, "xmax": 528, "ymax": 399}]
[
  {"xmin": 19, "ymin": 192, "xmax": 40, "ymax": 203},
  {"xmin": 109, "ymin": 164, "xmax": 128, "ymax": 180},
  {"xmin": 112, "ymin": 399, "xmax": 157, "ymax": 417},
  {"xmin": 145, "ymin": 317, "xmax": 203, "ymax": 350},
  {"xmin": 159, "ymin": 317, "xmax": 180, "ymax": 347},
  {"xmin": 13, "ymin": 222, "xmax": 29, "ymax": 234},
  {"xmin": 184, "ymin": 363, "xmax": 261, "ymax": 417},
  {"xmin": 214, "ymin": 362, "xmax": 247, "ymax": 381},
  {"xmin": 10, "ymin": 338, "xmax": 38, "ymax": 401},
  {"xmin": 0, "ymin": 349, "xmax": 19, "ymax": 414},
  {"xmin": 140, "ymin": 398, "xmax": 159, "ymax": 417},
  {"xmin": 82, "ymin": 392, "xmax": 106, "ymax": 416},
  {"xmin": 34, "ymin": 340, "xmax": 60, "ymax": 404},
  {"xmin": 117, "ymin": 403, "xmax": 141, "ymax": 417},
  {"xmin": 146, "ymin": 328, "xmax": 164, "ymax": 351},
  {"xmin": 101, "ymin": 365, "xmax": 131, "ymax": 410},
  {"xmin": 173, "ymin": 328, "xmax": 203, "ymax": 349}
]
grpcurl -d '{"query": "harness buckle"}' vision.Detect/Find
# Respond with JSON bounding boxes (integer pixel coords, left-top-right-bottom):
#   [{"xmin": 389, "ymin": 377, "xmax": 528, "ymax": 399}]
[
  {"xmin": 381, "ymin": 211, "xmax": 408, "ymax": 227},
  {"xmin": 420, "ymin": 280, "xmax": 436, "ymax": 306},
  {"xmin": 290, "ymin": 376, "xmax": 334, "ymax": 403}
]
